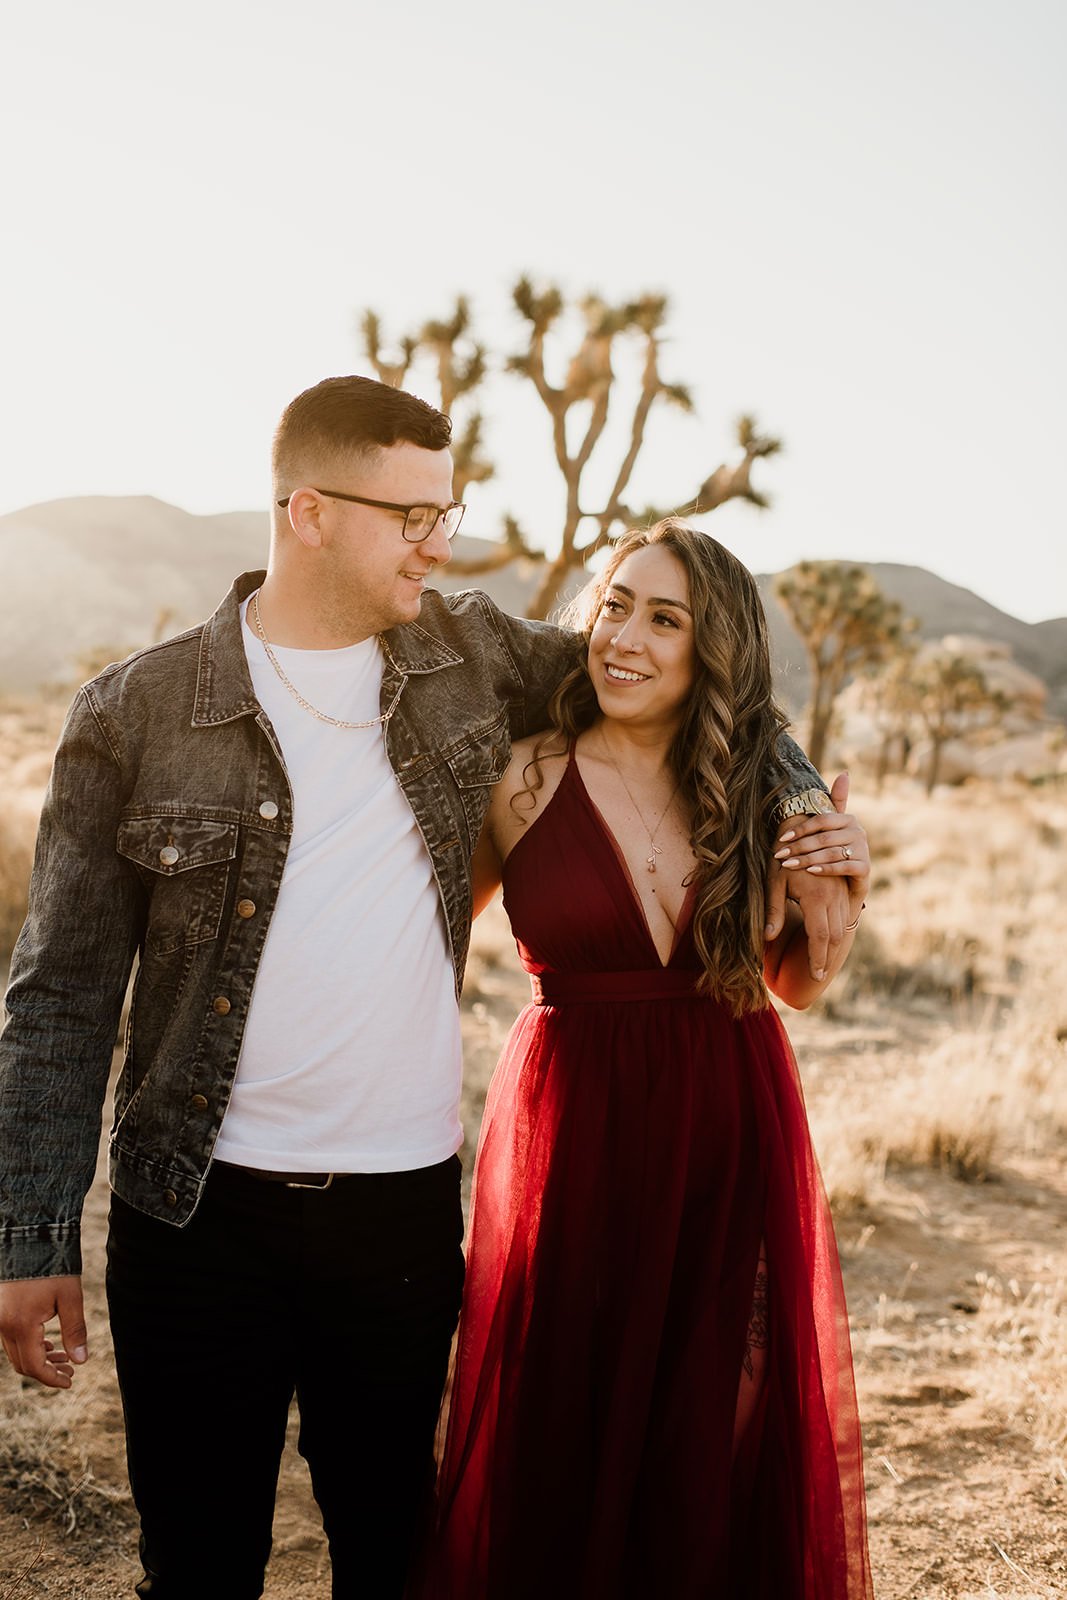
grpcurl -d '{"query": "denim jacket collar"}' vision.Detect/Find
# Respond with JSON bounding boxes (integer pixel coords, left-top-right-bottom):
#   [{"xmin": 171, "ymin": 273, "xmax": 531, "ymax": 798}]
[
  {"xmin": 191, "ymin": 570, "xmax": 464, "ymax": 729},
  {"xmin": 192, "ymin": 570, "xmax": 265, "ymax": 727}
]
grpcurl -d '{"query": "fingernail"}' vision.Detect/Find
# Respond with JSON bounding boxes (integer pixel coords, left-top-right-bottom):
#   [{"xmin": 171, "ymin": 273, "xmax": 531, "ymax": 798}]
[
  {"xmin": 72, "ymin": 1347, "xmax": 88, "ymax": 1364},
  {"xmin": 806, "ymin": 865, "xmax": 823, "ymax": 873},
  {"xmin": 778, "ymin": 830, "xmax": 795, "ymax": 843},
  {"xmin": 764, "ymin": 924, "xmax": 775, "ymax": 937},
  {"xmin": 773, "ymin": 847, "xmax": 790, "ymax": 860},
  {"xmin": 814, "ymin": 968, "xmax": 826, "ymax": 981}
]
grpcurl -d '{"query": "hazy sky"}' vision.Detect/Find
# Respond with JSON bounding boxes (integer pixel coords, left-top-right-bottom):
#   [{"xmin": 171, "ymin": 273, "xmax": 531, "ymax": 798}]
[{"xmin": 2, "ymin": 0, "xmax": 1064, "ymax": 621}]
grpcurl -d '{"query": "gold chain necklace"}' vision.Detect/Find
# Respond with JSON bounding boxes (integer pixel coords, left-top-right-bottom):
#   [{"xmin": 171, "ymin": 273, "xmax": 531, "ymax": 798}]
[
  {"xmin": 598, "ymin": 729, "xmax": 681, "ymax": 874},
  {"xmin": 251, "ymin": 591, "xmax": 402, "ymax": 730}
]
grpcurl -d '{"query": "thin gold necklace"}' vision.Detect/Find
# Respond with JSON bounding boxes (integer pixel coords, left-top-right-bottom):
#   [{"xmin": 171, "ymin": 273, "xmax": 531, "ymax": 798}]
[
  {"xmin": 598, "ymin": 728, "xmax": 680, "ymax": 874},
  {"xmin": 251, "ymin": 591, "xmax": 402, "ymax": 730}
]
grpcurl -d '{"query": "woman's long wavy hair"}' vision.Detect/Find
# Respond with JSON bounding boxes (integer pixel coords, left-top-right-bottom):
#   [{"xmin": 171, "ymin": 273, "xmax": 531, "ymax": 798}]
[{"xmin": 524, "ymin": 519, "xmax": 791, "ymax": 1015}]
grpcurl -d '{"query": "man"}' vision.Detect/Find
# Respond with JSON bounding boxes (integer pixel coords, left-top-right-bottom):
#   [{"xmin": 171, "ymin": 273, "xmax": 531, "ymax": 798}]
[{"xmin": 0, "ymin": 376, "xmax": 844, "ymax": 1597}]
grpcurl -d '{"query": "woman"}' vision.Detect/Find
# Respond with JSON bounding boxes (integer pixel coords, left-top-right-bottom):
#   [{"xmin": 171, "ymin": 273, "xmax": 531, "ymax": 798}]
[{"xmin": 422, "ymin": 521, "xmax": 873, "ymax": 1598}]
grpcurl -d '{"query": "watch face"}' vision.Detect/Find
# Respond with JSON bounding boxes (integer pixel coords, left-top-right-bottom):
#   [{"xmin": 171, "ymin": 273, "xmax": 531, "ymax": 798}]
[{"xmin": 779, "ymin": 787, "xmax": 834, "ymax": 819}]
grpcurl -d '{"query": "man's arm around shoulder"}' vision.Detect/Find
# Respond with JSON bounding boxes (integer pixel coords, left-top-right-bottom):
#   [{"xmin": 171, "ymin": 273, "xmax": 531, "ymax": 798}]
[{"xmin": 443, "ymin": 588, "xmax": 581, "ymax": 739}]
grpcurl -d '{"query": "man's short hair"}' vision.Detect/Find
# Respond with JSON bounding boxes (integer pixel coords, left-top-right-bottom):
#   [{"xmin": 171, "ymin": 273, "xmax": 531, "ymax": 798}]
[{"xmin": 272, "ymin": 375, "xmax": 452, "ymax": 492}]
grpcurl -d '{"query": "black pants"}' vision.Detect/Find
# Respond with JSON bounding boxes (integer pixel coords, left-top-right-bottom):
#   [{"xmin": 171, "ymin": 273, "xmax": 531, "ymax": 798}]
[{"xmin": 106, "ymin": 1156, "xmax": 464, "ymax": 1600}]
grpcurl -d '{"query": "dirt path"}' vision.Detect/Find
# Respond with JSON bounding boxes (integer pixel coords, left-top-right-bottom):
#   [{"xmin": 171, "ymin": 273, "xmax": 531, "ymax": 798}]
[{"xmin": 847, "ymin": 1153, "xmax": 1066, "ymax": 1597}]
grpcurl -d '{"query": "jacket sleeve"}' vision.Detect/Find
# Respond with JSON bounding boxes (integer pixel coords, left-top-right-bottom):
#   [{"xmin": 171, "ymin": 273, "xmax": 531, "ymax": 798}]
[
  {"xmin": 472, "ymin": 594, "xmax": 583, "ymax": 739},
  {"xmin": 768, "ymin": 731, "xmax": 829, "ymax": 812},
  {"xmin": 0, "ymin": 688, "xmax": 145, "ymax": 1280}
]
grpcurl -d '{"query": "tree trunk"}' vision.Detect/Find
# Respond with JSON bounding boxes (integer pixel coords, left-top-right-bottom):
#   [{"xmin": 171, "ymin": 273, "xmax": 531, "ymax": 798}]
[
  {"xmin": 806, "ymin": 708, "xmax": 829, "ymax": 773},
  {"xmin": 876, "ymin": 735, "xmax": 891, "ymax": 792},
  {"xmin": 528, "ymin": 553, "xmax": 578, "ymax": 621}
]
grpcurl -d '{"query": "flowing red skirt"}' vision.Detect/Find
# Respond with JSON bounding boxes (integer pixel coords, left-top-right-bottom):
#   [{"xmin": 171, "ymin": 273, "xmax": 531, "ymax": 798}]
[{"xmin": 417, "ymin": 756, "xmax": 872, "ymax": 1598}]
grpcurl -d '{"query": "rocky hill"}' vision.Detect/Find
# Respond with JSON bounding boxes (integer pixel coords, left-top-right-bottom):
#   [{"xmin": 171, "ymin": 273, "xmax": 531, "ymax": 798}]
[{"xmin": 2, "ymin": 496, "xmax": 1063, "ymax": 719}]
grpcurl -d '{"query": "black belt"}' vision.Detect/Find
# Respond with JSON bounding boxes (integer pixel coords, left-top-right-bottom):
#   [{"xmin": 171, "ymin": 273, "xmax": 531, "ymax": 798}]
[{"xmin": 214, "ymin": 1160, "xmax": 337, "ymax": 1190}]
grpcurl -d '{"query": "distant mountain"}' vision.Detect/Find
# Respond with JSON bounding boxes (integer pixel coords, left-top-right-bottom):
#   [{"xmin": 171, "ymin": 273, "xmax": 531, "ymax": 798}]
[
  {"xmin": 0, "ymin": 497, "xmax": 268, "ymax": 694},
  {"xmin": 1, "ymin": 497, "xmax": 1063, "ymax": 719}
]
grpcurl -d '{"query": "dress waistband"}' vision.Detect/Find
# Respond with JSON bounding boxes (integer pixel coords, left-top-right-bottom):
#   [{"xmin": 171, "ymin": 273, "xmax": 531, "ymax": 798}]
[{"xmin": 530, "ymin": 970, "xmax": 704, "ymax": 1005}]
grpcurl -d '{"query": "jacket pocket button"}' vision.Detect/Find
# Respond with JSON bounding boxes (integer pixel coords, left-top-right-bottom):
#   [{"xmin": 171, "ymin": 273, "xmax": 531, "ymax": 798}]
[
  {"xmin": 212, "ymin": 996, "xmax": 231, "ymax": 1015},
  {"xmin": 162, "ymin": 1189, "xmax": 178, "ymax": 1207},
  {"xmin": 159, "ymin": 845, "xmax": 180, "ymax": 866},
  {"xmin": 259, "ymin": 800, "xmax": 279, "ymax": 820},
  {"xmin": 236, "ymin": 899, "xmax": 256, "ymax": 918},
  {"xmin": 189, "ymin": 1094, "xmax": 209, "ymax": 1112}
]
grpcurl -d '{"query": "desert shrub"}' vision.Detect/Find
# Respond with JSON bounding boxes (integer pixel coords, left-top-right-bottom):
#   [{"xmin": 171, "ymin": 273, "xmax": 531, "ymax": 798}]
[
  {"xmin": 813, "ymin": 950, "xmax": 1067, "ymax": 1213},
  {"xmin": 972, "ymin": 1272, "xmax": 1067, "ymax": 1460},
  {"xmin": 0, "ymin": 1375, "xmax": 131, "ymax": 1535}
]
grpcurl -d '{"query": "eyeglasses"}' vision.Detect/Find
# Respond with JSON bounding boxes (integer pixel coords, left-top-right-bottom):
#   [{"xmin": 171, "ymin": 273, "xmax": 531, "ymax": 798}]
[{"xmin": 276, "ymin": 488, "xmax": 466, "ymax": 543}]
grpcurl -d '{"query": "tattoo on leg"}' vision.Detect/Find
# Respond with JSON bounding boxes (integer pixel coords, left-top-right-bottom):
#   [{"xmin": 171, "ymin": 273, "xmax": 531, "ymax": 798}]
[{"xmin": 742, "ymin": 1266, "xmax": 769, "ymax": 1381}]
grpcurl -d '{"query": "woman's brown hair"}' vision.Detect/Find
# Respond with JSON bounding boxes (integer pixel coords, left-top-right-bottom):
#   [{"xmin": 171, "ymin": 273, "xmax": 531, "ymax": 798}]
[{"xmin": 522, "ymin": 519, "xmax": 791, "ymax": 1015}]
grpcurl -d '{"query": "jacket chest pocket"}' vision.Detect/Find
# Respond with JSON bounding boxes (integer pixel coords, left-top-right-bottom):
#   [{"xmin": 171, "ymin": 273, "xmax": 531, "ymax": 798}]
[
  {"xmin": 444, "ymin": 716, "xmax": 509, "ymax": 845},
  {"xmin": 117, "ymin": 816, "xmax": 239, "ymax": 956}
]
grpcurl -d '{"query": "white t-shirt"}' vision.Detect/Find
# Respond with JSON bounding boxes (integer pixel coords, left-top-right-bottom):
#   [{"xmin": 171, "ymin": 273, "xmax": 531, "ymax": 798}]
[{"xmin": 212, "ymin": 599, "xmax": 463, "ymax": 1173}]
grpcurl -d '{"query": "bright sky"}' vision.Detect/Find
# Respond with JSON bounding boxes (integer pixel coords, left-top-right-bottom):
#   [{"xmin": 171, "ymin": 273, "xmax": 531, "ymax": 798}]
[{"xmin": 2, "ymin": 0, "xmax": 1064, "ymax": 622}]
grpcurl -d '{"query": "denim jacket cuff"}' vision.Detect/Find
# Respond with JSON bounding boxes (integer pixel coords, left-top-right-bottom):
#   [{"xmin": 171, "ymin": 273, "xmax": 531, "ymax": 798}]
[{"xmin": 0, "ymin": 1222, "xmax": 82, "ymax": 1282}]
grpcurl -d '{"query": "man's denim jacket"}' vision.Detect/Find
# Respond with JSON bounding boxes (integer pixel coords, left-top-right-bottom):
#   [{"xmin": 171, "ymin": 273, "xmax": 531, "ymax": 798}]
[{"xmin": 0, "ymin": 570, "xmax": 823, "ymax": 1281}]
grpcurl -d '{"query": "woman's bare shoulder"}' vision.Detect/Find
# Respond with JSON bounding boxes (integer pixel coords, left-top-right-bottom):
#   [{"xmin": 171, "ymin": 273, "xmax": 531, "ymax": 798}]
[
  {"xmin": 509, "ymin": 729, "xmax": 569, "ymax": 771},
  {"xmin": 488, "ymin": 731, "xmax": 571, "ymax": 852}
]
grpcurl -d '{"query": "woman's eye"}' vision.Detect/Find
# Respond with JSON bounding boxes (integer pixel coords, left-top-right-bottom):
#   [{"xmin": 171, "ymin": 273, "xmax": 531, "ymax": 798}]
[
  {"xmin": 602, "ymin": 597, "xmax": 624, "ymax": 614},
  {"xmin": 654, "ymin": 612, "xmax": 680, "ymax": 628}
]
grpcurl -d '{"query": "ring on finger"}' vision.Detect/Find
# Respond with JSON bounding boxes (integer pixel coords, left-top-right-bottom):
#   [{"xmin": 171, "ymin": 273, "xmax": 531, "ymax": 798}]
[{"xmin": 841, "ymin": 845, "xmax": 852, "ymax": 860}]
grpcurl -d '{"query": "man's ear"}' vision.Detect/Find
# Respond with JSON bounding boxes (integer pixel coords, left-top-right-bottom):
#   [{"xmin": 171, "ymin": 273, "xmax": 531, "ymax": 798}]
[{"xmin": 284, "ymin": 488, "xmax": 326, "ymax": 551}]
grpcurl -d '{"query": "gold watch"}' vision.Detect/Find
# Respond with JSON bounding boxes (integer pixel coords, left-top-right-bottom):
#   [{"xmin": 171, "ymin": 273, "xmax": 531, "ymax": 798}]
[{"xmin": 774, "ymin": 786, "xmax": 835, "ymax": 825}]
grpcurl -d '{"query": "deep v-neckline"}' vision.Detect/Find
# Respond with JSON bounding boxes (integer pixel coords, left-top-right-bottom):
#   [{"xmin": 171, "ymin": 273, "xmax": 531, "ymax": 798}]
[{"xmin": 569, "ymin": 753, "xmax": 696, "ymax": 970}]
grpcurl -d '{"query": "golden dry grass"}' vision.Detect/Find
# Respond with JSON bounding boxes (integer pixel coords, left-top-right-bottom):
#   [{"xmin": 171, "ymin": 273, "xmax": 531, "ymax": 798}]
[
  {"xmin": 0, "ymin": 702, "xmax": 60, "ymax": 959},
  {"xmin": 804, "ymin": 781, "xmax": 1067, "ymax": 1206}
]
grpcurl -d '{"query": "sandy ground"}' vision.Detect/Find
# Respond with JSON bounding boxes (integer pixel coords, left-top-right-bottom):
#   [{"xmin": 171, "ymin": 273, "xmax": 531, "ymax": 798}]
[{"xmin": 2, "ymin": 905, "xmax": 1065, "ymax": 1598}]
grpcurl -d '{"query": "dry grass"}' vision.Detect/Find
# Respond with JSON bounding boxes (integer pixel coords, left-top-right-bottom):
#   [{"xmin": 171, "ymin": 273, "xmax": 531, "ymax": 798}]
[
  {"xmin": 0, "ymin": 1369, "xmax": 131, "ymax": 1535},
  {"xmin": 0, "ymin": 703, "xmax": 57, "ymax": 964},
  {"xmin": 972, "ymin": 1272, "xmax": 1067, "ymax": 1465},
  {"xmin": 801, "ymin": 779, "xmax": 1067, "ymax": 1209},
  {"xmin": 0, "ymin": 814, "xmax": 34, "ymax": 962},
  {"xmin": 779, "ymin": 780, "xmax": 1067, "ymax": 1583}
]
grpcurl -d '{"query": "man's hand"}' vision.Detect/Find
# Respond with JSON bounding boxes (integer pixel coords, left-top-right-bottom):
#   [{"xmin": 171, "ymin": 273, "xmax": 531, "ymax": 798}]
[
  {"xmin": 0, "ymin": 1276, "xmax": 88, "ymax": 1390},
  {"xmin": 764, "ymin": 773, "xmax": 869, "ymax": 980}
]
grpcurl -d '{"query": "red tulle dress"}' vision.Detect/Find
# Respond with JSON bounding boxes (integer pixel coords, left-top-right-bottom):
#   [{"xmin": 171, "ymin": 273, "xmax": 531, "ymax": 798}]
[{"xmin": 422, "ymin": 753, "xmax": 872, "ymax": 1599}]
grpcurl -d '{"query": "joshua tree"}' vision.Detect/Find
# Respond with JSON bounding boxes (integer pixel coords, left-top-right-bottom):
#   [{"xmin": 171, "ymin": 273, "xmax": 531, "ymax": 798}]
[
  {"xmin": 357, "ymin": 282, "xmax": 781, "ymax": 617},
  {"xmin": 859, "ymin": 644, "xmax": 920, "ymax": 789},
  {"xmin": 360, "ymin": 302, "xmax": 494, "ymax": 508},
  {"xmin": 898, "ymin": 647, "xmax": 1005, "ymax": 793},
  {"xmin": 774, "ymin": 563, "xmax": 912, "ymax": 771}
]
